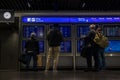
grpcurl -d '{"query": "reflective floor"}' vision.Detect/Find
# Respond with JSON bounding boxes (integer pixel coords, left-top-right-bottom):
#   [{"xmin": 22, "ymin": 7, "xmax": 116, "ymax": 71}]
[{"xmin": 0, "ymin": 70, "xmax": 120, "ymax": 80}]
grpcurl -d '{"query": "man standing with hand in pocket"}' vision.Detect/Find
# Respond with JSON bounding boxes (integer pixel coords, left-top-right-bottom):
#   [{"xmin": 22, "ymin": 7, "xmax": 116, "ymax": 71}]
[{"xmin": 25, "ymin": 32, "xmax": 39, "ymax": 71}]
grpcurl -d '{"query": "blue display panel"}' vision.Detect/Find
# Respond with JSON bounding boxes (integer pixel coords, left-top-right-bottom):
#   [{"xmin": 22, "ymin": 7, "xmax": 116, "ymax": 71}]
[
  {"xmin": 22, "ymin": 17, "xmax": 120, "ymax": 23},
  {"xmin": 105, "ymin": 40, "xmax": 120, "ymax": 53},
  {"xmin": 77, "ymin": 26, "xmax": 89, "ymax": 37},
  {"xmin": 50, "ymin": 26, "xmax": 71, "ymax": 37},
  {"xmin": 77, "ymin": 40, "xmax": 120, "ymax": 53},
  {"xmin": 60, "ymin": 41, "xmax": 71, "ymax": 53},
  {"xmin": 23, "ymin": 26, "xmax": 44, "ymax": 38},
  {"xmin": 22, "ymin": 40, "xmax": 44, "ymax": 53},
  {"xmin": 77, "ymin": 40, "xmax": 84, "ymax": 52},
  {"xmin": 103, "ymin": 25, "xmax": 120, "ymax": 37}
]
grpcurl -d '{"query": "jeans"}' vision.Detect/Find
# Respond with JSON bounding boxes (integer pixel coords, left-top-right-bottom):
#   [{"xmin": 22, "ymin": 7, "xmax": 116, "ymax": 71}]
[
  {"xmin": 98, "ymin": 48, "xmax": 106, "ymax": 70},
  {"xmin": 26, "ymin": 52, "xmax": 38, "ymax": 70},
  {"xmin": 92, "ymin": 47, "xmax": 101, "ymax": 70}
]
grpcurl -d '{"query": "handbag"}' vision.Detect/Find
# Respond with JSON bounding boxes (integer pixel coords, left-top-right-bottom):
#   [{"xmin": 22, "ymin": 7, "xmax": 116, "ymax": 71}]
[
  {"xmin": 94, "ymin": 33, "xmax": 109, "ymax": 48},
  {"xmin": 81, "ymin": 46, "xmax": 88, "ymax": 58},
  {"xmin": 37, "ymin": 54, "xmax": 42, "ymax": 67},
  {"xmin": 81, "ymin": 45, "xmax": 89, "ymax": 58},
  {"xmin": 18, "ymin": 54, "xmax": 28, "ymax": 65}
]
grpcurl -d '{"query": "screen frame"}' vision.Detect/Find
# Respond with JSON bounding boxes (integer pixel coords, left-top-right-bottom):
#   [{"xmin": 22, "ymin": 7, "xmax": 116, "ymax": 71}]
[
  {"xmin": 60, "ymin": 40, "xmax": 72, "ymax": 53},
  {"xmin": 50, "ymin": 25, "xmax": 72, "ymax": 38},
  {"xmin": 103, "ymin": 24, "xmax": 120, "ymax": 37},
  {"xmin": 22, "ymin": 25, "xmax": 45, "ymax": 39}
]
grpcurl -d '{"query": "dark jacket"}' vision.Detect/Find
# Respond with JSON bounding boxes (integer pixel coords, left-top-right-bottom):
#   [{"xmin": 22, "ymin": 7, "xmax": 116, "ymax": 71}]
[
  {"xmin": 25, "ymin": 38, "xmax": 39, "ymax": 54},
  {"xmin": 85, "ymin": 30, "xmax": 97, "ymax": 47},
  {"xmin": 47, "ymin": 29, "xmax": 64, "ymax": 47},
  {"xmin": 85, "ymin": 30, "xmax": 99, "ymax": 49}
]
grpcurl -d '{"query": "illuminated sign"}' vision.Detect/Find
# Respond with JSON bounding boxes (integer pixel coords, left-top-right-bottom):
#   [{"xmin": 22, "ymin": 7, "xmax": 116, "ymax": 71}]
[{"xmin": 22, "ymin": 17, "xmax": 120, "ymax": 23}]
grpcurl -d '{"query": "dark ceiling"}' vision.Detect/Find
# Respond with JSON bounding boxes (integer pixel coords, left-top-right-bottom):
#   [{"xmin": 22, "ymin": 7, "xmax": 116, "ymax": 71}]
[{"xmin": 0, "ymin": 0, "xmax": 120, "ymax": 11}]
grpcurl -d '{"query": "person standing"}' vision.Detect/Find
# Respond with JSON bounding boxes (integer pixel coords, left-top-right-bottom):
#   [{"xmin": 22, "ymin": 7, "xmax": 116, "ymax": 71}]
[
  {"xmin": 25, "ymin": 32, "xmax": 39, "ymax": 71},
  {"xmin": 45, "ymin": 24, "xmax": 64, "ymax": 72},
  {"xmin": 83, "ymin": 24, "xmax": 100, "ymax": 72},
  {"xmin": 96, "ymin": 27, "xmax": 106, "ymax": 70}
]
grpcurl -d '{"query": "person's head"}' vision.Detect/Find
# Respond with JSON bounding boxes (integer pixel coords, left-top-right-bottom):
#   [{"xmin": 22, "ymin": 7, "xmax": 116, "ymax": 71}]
[
  {"xmin": 89, "ymin": 24, "xmax": 96, "ymax": 30},
  {"xmin": 96, "ymin": 27, "xmax": 102, "ymax": 33},
  {"xmin": 30, "ymin": 32, "xmax": 36, "ymax": 39},
  {"xmin": 51, "ymin": 24, "xmax": 59, "ymax": 30}
]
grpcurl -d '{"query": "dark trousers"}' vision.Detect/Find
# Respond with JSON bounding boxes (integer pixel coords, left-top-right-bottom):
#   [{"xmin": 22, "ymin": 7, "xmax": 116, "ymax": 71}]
[
  {"xmin": 86, "ymin": 47, "xmax": 100, "ymax": 70},
  {"xmin": 86, "ymin": 47, "xmax": 92, "ymax": 69},
  {"xmin": 26, "ymin": 53, "xmax": 38, "ymax": 70}
]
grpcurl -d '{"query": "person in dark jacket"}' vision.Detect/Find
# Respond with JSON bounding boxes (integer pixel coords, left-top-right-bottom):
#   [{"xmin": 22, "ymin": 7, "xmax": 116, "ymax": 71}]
[
  {"xmin": 25, "ymin": 32, "xmax": 39, "ymax": 71},
  {"xmin": 83, "ymin": 24, "xmax": 100, "ymax": 72},
  {"xmin": 45, "ymin": 24, "xmax": 64, "ymax": 72}
]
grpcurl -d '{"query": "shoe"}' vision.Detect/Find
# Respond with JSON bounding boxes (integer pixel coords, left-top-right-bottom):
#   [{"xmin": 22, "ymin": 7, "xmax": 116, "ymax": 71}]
[
  {"xmin": 34, "ymin": 69, "xmax": 38, "ymax": 72},
  {"xmin": 53, "ymin": 70, "xmax": 58, "ymax": 72},
  {"xmin": 84, "ymin": 68, "xmax": 92, "ymax": 72},
  {"xmin": 84, "ymin": 69, "xmax": 92, "ymax": 72},
  {"xmin": 92, "ymin": 69, "xmax": 100, "ymax": 72},
  {"xmin": 44, "ymin": 70, "xmax": 48, "ymax": 73},
  {"xmin": 33, "ymin": 68, "xmax": 38, "ymax": 72}
]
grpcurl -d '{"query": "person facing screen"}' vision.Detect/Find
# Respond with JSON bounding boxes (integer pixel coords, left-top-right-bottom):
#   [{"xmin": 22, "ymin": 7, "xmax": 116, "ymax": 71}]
[
  {"xmin": 81, "ymin": 24, "xmax": 101, "ymax": 72},
  {"xmin": 24, "ymin": 32, "xmax": 39, "ymax": 71},
  {"xmin": 45, "ymin": 24, "xmax": 64, "ymax": 72}
]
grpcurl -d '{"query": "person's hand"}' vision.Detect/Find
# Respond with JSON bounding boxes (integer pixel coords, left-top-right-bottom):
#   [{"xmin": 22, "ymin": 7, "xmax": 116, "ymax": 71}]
[
  {"xmin": 81, "ymin": 35, "xmax": 86, "ymax": 39},
  {"xmin": 80, "ymin": 45, "xmax": 83, "ymax": 48},
  {"xmin": 87, "ymin": 44, "xmax": 91, "ymax": 47}
]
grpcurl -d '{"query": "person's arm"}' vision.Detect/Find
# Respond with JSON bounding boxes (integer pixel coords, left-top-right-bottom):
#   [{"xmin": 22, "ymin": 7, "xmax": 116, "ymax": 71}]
[
  {"xmin": 86, "ymin": 31, "xmax": 95, "ymax": 41},
  {"xmin": 46, "ymin": 30, "xmax": 51, "ymax": 41},
  {"xmin": 80, "ymin": 35, "xmax": 86, "ymax": 40}
]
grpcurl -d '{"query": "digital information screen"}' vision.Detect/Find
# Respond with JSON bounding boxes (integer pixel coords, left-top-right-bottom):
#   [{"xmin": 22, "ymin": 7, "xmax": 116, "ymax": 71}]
[
  {"xmin": 77, "ymin": 40, "xmax": 120, "ymax": 53},
  {"xmin": 22, "ymin": 17, "xmax": 120, "ymax": 23},
  {"xmin": 103, "ymin": 25, "xmax": 120, "ymax": 37},
  {"xmin": 23, "ymin": 26, "xmax": 44, "ymax": 38},
  {"xmin": 105, "ymin": 40, "xmax": 120, "ymax": 53},
  {"xmin": 22, "ymin": 40, "xmax": 44, "ymax": 53},
  {"xmin": 77, "ymin": 40, "xmax": 84, "ymax": 53},
  {"xmin": 77, "ymin": 26, "xmax": 89, "ymax": 37},
  {"xmin": 60, "ymin": 41, "xmax": 71, "ymax": 53},
  {"xmin": 50, "ymin": 26, "xmax": 71, "ymax": 37}
]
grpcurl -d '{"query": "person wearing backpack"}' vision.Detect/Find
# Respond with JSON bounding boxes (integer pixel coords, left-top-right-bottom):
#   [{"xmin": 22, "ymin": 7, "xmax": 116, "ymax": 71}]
[{"xmin": 45, "ymin": 24, "xmax": 64, "ymax": 72}]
